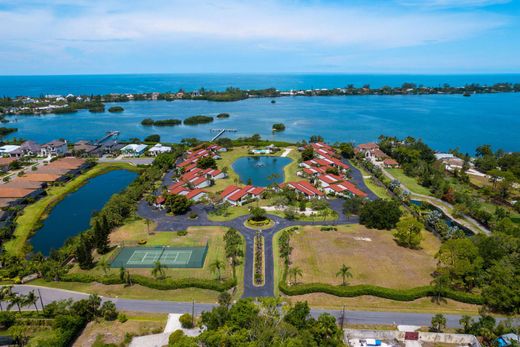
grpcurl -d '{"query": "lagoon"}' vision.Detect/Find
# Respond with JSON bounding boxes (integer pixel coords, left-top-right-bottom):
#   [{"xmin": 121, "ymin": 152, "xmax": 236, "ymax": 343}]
[
  {"xmin": 232, "ymin": 156, "xmax": 292, "ymax": 187},
  {"xmin": 6, "ymin": 93, "xmax": 520, "ymax": 153},
  {"xmin": 30, "ymin": 170, "xmax": 137, "ymax": 255}
]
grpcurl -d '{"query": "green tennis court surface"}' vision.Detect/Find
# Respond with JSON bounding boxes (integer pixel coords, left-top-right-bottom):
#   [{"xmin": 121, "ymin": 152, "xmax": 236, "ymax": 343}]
[{"xmin": 110, "ymin": 245, "xmax": 208, "ymax": 268}]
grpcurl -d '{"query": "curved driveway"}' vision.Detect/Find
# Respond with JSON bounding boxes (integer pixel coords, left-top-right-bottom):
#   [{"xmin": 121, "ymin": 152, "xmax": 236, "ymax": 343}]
[{"xmin": 138, "ymin": 199, "xmax": 358, "ymax": 297}]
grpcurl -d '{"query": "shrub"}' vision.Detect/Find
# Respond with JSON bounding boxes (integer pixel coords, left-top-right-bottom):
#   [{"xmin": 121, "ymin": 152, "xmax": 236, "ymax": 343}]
[
  {"xmin": 117, "ymin": 313, "xmax": 128, "ymax": 323},
  {"xmin": 179, "ymin": 313, "xmax": 194, "ymax": 329},
  {"xmin": 177, "ymin": 230, "xmax": 188, "ymax": 236},
  {"xmin": 144, "ymin": 134, "xmax": 160, "ymax": 143},
  {"xmin": 100, "ymin": 301, "xmax": 118, "ymax": 321},
  {"xmin": 189, "ymin": 212, "xmax": 198, "ymax": 219},
  {"xmin": 169, "ymin": 330, "xmax": 185, "ymax": 345}
]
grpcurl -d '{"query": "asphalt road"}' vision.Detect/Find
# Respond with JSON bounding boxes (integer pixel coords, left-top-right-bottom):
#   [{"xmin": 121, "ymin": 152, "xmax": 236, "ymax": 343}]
[{"xmin": 9, "ymin": 285, "xmax": 473, "ymax": 327}]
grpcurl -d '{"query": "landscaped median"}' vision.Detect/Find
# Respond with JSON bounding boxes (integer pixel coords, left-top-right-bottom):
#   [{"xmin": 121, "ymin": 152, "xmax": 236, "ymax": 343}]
[
  {"xmin": 279, "ymin": 275, "xmax": 483, "ymax": 305},
  {"xmin": 4, "ymin": 162, "xmax": 142, "ymax": 257}
]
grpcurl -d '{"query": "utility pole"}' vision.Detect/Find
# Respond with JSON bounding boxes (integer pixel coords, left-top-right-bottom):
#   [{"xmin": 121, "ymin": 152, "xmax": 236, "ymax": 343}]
[
  {"xmin": 340, "ymin": 305, "xmax": 346, "ymax": 330},
  {"xmin": 192, "ymin": 299, "xmax": 195, "ymax": 327},
  {"xmin": 37, "ymin": 288, "xmax": 45, "ymax": 310}
]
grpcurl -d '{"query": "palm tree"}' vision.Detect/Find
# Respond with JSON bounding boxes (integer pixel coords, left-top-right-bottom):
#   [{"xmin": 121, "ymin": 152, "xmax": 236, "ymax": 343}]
[
  {"xmin": 144, "ymin": 218, "xmax": 152, "ymax": 235},
  {"xmin": 24, "ymin": 291, "xmax": 39, "ymax": 314},
  {"xmin": 287, "ymin": 266, "xmax": 303, "ymax": 285},
  {"xmin": 0, "ymin": 286, "xmax": 13, "ymax": 312},
  {"xmin": 7, "ymin": 293, "xmax": 23, "ymax": 313},
  {"xmin": 336, "ymin": 264, "xmax": 353, "ymax": 286},
  {"xmin": 119, "ymin": 267, "xmax": 126, "ymax": 282},
  {"xmin": 151, "ymin": 261, "xmax": 166, "ymax": 279},
  {"xmin": 322, "ymin": 208, "xmax": 330, "ymax": 222},
  {"xmin": 99, "ymin": 258, "xmax": 110, "ymax": 275},
  {"xmin": 209, "ymin": 259, "xmax": 225, "ymax": 281}
]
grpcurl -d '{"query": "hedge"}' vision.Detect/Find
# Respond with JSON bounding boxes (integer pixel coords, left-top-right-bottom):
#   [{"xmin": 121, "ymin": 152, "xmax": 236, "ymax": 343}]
[
  {"xmin": 279, "ymin": 275, "xmax": 483, "ymax": 305},
  {"xmin": 61, "ymin": 273, "xmax": 236, "ymax": 292}
]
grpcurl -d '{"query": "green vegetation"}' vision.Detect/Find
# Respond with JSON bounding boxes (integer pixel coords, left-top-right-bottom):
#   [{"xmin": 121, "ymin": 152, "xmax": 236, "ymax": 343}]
[
  {"xmin": 144, "ymin": 134, "xmax": 160, "ymax": 143},
  {"xmin": 272, "ymin": 123, "xmax": 286, "ymax": 132},
  {"xmin": 183, "ymin": 115, "xmax": 214, "ymax": 125},
  {"xmin": 216, "ymin": 112, "xmax": 230, "ymax": 119},
  {"xmin": 108, "ymin": 106, "xmax": 124, "ymax": 113},
  {"xmin": 359, "ymin": 199, "xmax": 402, "ymax": 230},
  {"xmin": 0, "ymin": 127, "xmax": 17, "ymax": 137},
  {"xmin": 141, "ymin": 118, "xmax": 182, "ymax": 126},
  {"xmin": 3, "ymin": 162, "xmax": 139, "ymax": 257},
  {"xmin": 393, "ymin": 217, "xmax": 424, "ymax": 249}
]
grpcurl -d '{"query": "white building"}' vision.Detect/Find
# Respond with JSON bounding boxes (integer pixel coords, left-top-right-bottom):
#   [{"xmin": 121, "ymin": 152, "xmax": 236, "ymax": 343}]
[
  {"xmin": 121, "ymin": 144, "xmax": 148, "ymax": 157},
  {"xmin": 0, "ymin": 145, "xmax": 21, "ymax": 157},
  {"xmin": 148, "ymin": 143, "xmax": 171, "ymax": 156}
]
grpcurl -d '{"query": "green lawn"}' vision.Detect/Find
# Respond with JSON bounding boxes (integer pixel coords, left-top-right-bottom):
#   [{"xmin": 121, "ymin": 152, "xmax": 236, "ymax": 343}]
[
  {"xmin": 349, "ymin": 162, "xmax": 392, "ymax": 199},
  {"xmin": 386, "ymin": 168, "xmax": 432, "ymax": 196},
  {"xmin": 4, "ymin": 162, "xmax": 141, "ymax": 257}
]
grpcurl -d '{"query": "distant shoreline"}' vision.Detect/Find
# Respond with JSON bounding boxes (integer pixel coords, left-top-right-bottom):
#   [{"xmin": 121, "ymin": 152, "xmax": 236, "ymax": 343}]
[{"xmin": 1, "ymin": 82, "xmax": 519, "ymax": 117}]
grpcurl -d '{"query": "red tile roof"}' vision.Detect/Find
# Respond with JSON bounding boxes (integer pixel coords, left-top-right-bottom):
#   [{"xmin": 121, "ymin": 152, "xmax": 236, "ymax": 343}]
[
  {"xmin": 287, "ymin": 180, "xmax": 324, "ymax": 196},
  {"xmin": 221, "ymin": 185, "xmax": 241, "ymax": 199},
  {"xmin": 186, "ymin": 189, "xmax": 206, "ymax": 199}
]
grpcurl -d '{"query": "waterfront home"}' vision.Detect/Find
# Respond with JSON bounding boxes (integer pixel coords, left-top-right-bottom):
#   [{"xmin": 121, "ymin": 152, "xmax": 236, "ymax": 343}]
[
  {"xmin": 0, "ymin": 158, "xmax": 17, "ymax": 172},
  {"xmin": 311, "ymin": 142, "xmax": 337, "ymax": 159},
  {"xmin": 9, "ymin": 141, "xmax": 42, "ymax": 158},
  {"xmin": 40, "ymin": 140, "xmax": 67, "ymax": 157},
  {"xmin": 283, "ymin": 180, "xmax": 324, "ymax": 199},
  {"xmin": 73, "ymin": 140, "xmax": 99, "ymax": 156},
  {"xmin": 185, "ymin": 189, "xmax": 207, "ymax": 202},
  {"xmin": 121, "ymin": 144, "xmax": 148, "ymax": 157},
  {"xmin": 221, "ymin": 185, "xmax": 265, "ymax": 206},
  {"xmin": 148, "ymin": 143, "xmax": 171, "ymax": 156},
  {"xmin": 163, "ymin": 182, "xmax": 207, "ymax": 203},
  {"xmin": 0, "ymin": 145, "xmax": 21, "ymax": 157}
]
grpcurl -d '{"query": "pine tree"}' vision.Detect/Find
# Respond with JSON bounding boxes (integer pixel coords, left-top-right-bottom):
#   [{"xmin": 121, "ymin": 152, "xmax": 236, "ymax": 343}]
[{"xmin": 77, "ymin": 234, "xmax": 94, "ymax": 269}]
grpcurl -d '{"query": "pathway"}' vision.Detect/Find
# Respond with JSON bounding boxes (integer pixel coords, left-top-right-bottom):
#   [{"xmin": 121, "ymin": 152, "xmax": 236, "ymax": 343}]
[
  {"xmin": 8, "ymin": 285, "xmax": 482, "ymax": 328},
  {"xmin": 280, "ymin": 148, "xmax": 292, "ymax": 157},
  {"xmin": 344, "ymin": 159, "xmax": 379, "ymax": 201},
  {"xmin": 380, "ymin": 167, "xmax": 490, "ymax": 235}
]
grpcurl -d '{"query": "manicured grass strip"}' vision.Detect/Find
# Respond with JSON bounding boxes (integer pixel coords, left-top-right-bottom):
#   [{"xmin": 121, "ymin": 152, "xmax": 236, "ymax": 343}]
[
  {"xmin": 279, "ymin": 280, "xmax": 483, "ymax": 305},
  {"xmin": 386, "ymin": 168, "xmax": 432, "ymax": 196},
  {"xmin": 4, "ymin": 162, "xmax": 141, "ymax": 257}
]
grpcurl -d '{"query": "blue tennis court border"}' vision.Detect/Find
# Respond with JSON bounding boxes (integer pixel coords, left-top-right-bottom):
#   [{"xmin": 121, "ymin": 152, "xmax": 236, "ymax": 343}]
[{"xmin": 109, "ymin": 244, "xmax": 208, "ymax": 268}]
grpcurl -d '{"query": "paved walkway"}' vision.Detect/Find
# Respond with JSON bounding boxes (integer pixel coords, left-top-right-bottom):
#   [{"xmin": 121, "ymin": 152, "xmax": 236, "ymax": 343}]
[
  {"xmin": 280, "ymin": 148, "xmax": 292, "ymax": 157},
  {"xmin": 344, "ymin": 159, "xmax": 379, "ymax": 201},
  {"xmin": 8, "ymin": 285, "xmax": 485, "ymax": 328},
  {"xmin": 381, "ymin": 167, "xmax": 490, "ymax": 235}
]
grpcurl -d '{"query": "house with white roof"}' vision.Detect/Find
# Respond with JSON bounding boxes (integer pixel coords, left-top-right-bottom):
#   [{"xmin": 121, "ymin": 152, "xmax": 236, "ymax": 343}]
[
  {"xmin": 148, "ymin": 143, "xmax": 171, "ymax": 156},
  {"xmin": 121, "ymin": 144, "xmax": 148, "ymax": 157},
  {"xmin": 0, "ymin": 145, "xmax": 21, "ymax": 157}
]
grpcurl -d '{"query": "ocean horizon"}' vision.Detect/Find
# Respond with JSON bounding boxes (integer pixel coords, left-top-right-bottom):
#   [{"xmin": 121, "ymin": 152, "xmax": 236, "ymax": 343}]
[{"xmin": 1, "ymin": 73, "xmax": 520, "ymax": 97}]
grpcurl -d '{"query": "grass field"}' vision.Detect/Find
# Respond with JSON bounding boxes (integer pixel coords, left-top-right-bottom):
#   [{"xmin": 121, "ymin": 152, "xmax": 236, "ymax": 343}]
[
  {"xmin": 72, "ymin": 311, "xmax": 167, "ymax": 347},
  {"xmin": 4, "ymin": 162, "xmax": 141, "ymax": 257},
  {"xmin": 288, "ymin": 224, "xmax": 440, "ymax": 289},
  {"xmin": 386, "ymin": 168, "xmax": 432, "ymax": 196},
  {"xmin": 71, "ymin": 222, "xmax": 236, "ymax": 285}
]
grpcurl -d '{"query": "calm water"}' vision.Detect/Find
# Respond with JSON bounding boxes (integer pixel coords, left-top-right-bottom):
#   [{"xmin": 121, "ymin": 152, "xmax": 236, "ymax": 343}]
[
  {"xmin": 232, "ymin": 156, "xmax": 292, "ymax": 187},
  {"xmin": 1, "ymin": 73, "xmax": 520, "ymax": 97},
  {"xmin": 7, "ymin": 93, "xmax": 520, "ymax": 153},
  {"xmin": 30, "ymin": 170, "xmax": 137, "ymax": 255}
]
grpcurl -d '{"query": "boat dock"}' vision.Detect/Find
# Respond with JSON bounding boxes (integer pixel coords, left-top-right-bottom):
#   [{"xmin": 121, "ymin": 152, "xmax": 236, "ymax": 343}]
[
  {"xmin": 210, "ymin": 128, "xmax": 237, "ymax": 142},
  {"xmin": 95, "ymin": 131, "xmax": 120, "ymax": 145}
]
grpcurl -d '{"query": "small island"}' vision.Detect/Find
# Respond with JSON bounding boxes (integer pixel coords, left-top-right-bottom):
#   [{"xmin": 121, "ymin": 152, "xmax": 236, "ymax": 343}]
[
  {"xmin": 183, "ymin": 115, "xmax": 214, "ymax": 125},
  {"xmin": 141, "ymin": 118, "xmax": 182, "ymax": 126},
  {"xmin": 216, "ymin": 113, "xmax": 230, "ymax": 119},
  {"xmin": 108, "ymin": 106, "xmax": 124, "ymax": 113},
  {"xmin": 88, "ymin": 103, "xmax": 105, "ymax": 113},
  {"xmin": 272, "ymin": 123, "xmax": 286, "ymax": 132}
]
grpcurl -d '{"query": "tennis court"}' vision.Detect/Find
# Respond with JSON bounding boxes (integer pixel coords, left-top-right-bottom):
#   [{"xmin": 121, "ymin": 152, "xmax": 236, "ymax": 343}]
[{"xmin": 110, "ymin": 245, "xmax": 208, "ymax": 268}]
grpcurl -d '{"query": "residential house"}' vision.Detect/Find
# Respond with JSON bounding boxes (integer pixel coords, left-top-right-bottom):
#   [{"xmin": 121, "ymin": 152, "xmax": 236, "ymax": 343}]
[
  {"xmin": 383, "ymin": 158, "xmax": 399, "ymax": 168},
  {"xmin": 148, "ymin": 143, "xmax": 171, "ymax": 156},
  {"xmin": 40, "ymin": 140, "xmax": 67, "ymax": 157},
  {"xmin": 221, "ymin": 185, "xmax": 265, "ymax": 206},
  {"xmin": 73, "ymin": 140, "xmax": 99, "ymax": 156},
  {"xmin": 283, "ymin": 180, "xmax": 324, "ymax": 199},
  {"xmin": 323, "ymin": 181, "xmax": 368, "ymax": 198},
  {"xmin": 9, "ymin": 141, "xmax": 41, "ymax": 157},
  {"xmin": 121, "ymin": 144, "xmax": 148, "ymax": 157},
  {"xmin": 0, "ymin": 145, "xmax": 21, "ymax": 158}
]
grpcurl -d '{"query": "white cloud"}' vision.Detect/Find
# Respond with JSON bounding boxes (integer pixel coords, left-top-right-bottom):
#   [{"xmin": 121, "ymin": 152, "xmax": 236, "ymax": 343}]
[{"xmin": 0, "ymin": 0, "xmax": 509, "ymax": 49}]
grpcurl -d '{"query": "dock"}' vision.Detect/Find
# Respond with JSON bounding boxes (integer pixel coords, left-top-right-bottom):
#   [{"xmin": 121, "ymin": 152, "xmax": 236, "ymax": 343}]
[
  {"xmin": 95, "ymin": 131, "xmax": 120, "ymax": 145},
  {"xmin": 210, "ymin": 128, "xmax": 237, "ymax": 142}
]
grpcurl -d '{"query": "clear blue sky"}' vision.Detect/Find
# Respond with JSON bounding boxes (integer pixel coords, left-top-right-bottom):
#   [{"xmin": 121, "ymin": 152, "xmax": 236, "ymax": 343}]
[{"xmin": 0, "ymin": 0, "xmax": 519, "ymax": 75}]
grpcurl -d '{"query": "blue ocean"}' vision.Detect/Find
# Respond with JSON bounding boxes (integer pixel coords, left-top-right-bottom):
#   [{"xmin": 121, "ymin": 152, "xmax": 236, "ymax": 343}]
[{"xmin": 1, "ymin": 74, "xmax": 519, "ymax": 153}]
